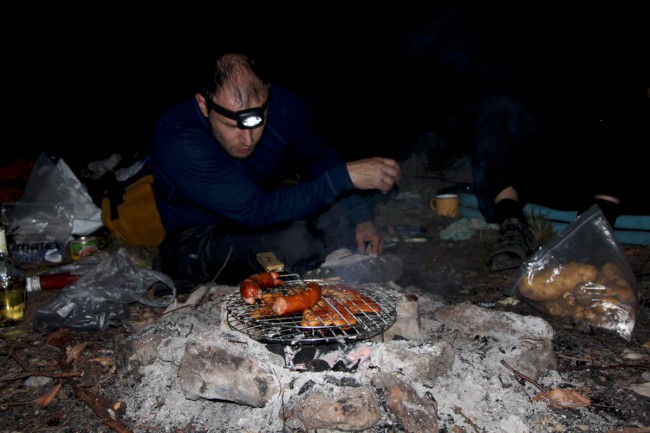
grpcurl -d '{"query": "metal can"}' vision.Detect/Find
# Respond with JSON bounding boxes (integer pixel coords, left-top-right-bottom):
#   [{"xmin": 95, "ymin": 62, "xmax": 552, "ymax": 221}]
[{"xmin": 68, "ymin": 236, "xmax": 99, "ymax": 260}]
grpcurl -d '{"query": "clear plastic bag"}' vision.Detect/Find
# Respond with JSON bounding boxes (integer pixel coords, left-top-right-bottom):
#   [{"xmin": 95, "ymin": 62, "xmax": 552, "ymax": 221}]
[
  {"xmin": 3, "ymin": 153, "xmax": 105, "ymax": 265},
  {"xmin": 507, "ymin": 205, "xmax": 638, "ymax": 341},
  {"xmin": 3, "ymin": 201, "xmax": 71, "ymax": 264},
  {"xmin": 33, "ymin": 248, "xmax": 176, "ymax": 334},
  {"xmin": 21, "ymin": 153, "xmax": 103, "ymax": 236}
]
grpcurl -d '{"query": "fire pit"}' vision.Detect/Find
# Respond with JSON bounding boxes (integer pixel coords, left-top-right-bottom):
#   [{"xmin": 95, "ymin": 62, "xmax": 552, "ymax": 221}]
[{"xmin": 225, "ymin": 275, "xmax": 398, "ymax": 344}]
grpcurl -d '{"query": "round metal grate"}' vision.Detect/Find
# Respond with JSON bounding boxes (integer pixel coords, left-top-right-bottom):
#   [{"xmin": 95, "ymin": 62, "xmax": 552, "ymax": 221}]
[{"xmin": 225, "ymin": 275, "xmax": 398, "ymax": 344}]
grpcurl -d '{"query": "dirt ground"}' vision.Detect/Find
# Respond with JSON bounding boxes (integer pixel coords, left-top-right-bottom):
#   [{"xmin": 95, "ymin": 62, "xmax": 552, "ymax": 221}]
[{"xmin": 1, "ymin": 162, "xmax": 649, "ymax": 433}]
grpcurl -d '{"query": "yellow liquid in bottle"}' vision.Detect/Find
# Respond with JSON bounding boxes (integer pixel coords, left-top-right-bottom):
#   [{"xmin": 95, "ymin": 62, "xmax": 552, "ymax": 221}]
[
  {"xmin": 0, "ymin": 282, "xmax": 25, "ymax": 325},
  {"xmin": 1, "ymin": 226, "xmax": 25, "ymax": 326}
]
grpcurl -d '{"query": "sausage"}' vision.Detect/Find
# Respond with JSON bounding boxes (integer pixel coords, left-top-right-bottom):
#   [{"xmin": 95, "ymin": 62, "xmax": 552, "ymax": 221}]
[
  {"xmin": 300, "ymin": 297, "xmax": 358, "ymax": 328},
  {"xmin": 240, "ymin": 271, "xmax": 284, "ymax": 304},
  {"xmin": 272, "ymin": 282, "xmax": 322, "ymax": 316}
]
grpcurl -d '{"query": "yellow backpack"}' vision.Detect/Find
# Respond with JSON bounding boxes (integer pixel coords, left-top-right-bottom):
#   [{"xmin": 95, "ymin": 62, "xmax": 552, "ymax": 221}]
[{"xmin": 101, "ymin": 174, "xmax": 165, "ymax": 247}]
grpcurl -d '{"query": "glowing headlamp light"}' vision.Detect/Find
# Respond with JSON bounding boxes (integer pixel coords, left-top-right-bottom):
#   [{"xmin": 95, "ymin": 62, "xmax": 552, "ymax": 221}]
[{"xmin": 205, "ymin": 94, "xmax": 269, "ymax": 130}]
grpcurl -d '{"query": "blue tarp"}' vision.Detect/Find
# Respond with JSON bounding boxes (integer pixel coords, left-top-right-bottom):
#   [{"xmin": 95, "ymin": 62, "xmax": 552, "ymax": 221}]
[{"xmin": 459, "ymin": 193, "xmax": 650, "ymax": 246}]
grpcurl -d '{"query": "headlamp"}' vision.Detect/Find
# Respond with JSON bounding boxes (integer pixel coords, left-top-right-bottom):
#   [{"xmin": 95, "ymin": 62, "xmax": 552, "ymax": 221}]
[{"xmin": 205, "ymin": 93, "xmax": 269, "ymax": 130}]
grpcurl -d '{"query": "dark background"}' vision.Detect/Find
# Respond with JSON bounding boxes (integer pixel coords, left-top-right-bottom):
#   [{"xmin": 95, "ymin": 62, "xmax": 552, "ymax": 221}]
[{"xmin": 7, "ymin": 4, "xmax": 648, "ymax": 173}]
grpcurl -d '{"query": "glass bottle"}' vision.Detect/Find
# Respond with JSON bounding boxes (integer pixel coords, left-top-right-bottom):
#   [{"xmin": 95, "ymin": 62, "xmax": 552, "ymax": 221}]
[
  {"xmin": 0, "ymin": 207, "xmax": 26, "ymax": 326},
  {"xmin": 26, "ymin": 273, "xmax": 80, "ymax": 291}
]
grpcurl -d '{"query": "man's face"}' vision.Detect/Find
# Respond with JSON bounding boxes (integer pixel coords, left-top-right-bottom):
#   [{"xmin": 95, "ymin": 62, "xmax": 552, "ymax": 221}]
[{"xmin": 197, "ymin": 87, "xmax": 269, "ymax": 159}]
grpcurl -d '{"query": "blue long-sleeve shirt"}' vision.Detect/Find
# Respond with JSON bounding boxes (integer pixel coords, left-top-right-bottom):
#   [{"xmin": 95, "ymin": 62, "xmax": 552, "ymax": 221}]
[{"xmin": 151, "ymin": 86, "xmax": 371, "ymax": 233}]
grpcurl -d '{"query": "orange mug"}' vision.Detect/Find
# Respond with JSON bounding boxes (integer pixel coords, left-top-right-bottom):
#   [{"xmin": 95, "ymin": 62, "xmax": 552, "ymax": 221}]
[{"xmin": 430, "ymin": 193, "xmax": 460, "ymax": 218}]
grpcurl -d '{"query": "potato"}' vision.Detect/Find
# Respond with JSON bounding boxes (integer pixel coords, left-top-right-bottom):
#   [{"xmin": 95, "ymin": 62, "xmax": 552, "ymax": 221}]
[
  {"xmin": 576, "ymin": 296, "xmax": 637, "ymax": 328},
  {"xmin": 580, "ymin": 307, "xmax": 609, "ymax": 326},
  {"xmin": 598, "ymin": 262, "xmax": 628, "ymax": 283},
  {"xmin": 573, "ymin": 282, "xmax": 603, "ymax": 307},
  {"xmin": 518, "ymin": 262, "xmax": 598, "ymax": 302},
  {"xmin": 539, "ymin": 298, "xmax": 579, "ymax": 317},
  {"xmin": 603, "ymin": 284, "xmax": 638, "ymax": 306},
  {"xmin": 562, "ymin": 290, "xmax": 576, "ymax": 307},
  {"xmin": 594, "ymin": 262, "xmax": 638, "ymax": 307}
]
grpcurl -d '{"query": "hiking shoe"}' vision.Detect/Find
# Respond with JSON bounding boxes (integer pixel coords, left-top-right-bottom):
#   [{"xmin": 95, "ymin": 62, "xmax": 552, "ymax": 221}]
[
  {"xmin": 488, "ymin": 217, "xmax": 539, "ymax": 271},
  {"xmin": 304, "ymin": 248, "xmax": 403, "ymax": 283}
]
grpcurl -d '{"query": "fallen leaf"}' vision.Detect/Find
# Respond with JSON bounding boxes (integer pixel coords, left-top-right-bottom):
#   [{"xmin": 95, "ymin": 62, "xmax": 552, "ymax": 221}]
[
  {"xmin": 642, "ymin": 341, "xmax": 650, "ymax": 351},
  {"xmin": 65, "ymin": 343, "xmax": 88, "ymax": 364},
  {"xmin": 163, "ymin": 285, "xmax": 209, "ymax": 314},
  {"xmin": 497, "ymin": 296, "xmax": 519, "ymax": 306},
  {"xmin": 34, "ymin": 383, "xmax": 62, "ymax": 407},
  {"xmin": 621, "ymin": 349, "xmax": 648, "ymax": 360},
  {"xmin": 533, "ymin": 388, "xmax": 591, "ymax": 409},
  {"xmin": 88, "ymin": 356, "xmax": 113, "ymax": 368},
  {"xmin": 626, "ymin": 382, "xmax": 650, "ymax": 398},
  {"xmin": 46, "ymin": 328, "xmax": 72, "ymax": 348}
]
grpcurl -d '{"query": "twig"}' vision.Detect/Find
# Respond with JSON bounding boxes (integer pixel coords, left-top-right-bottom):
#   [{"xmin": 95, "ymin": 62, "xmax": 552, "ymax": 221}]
[
  {"xmin": 210, "ymin": 245, "xmax": 233, "ymax": 285},
  {"xmin": 501, "ymin": 360, "xmax": 592, "ymax": 409},
  {"xmin": 8, "ymin": 349, "xmax": 31, "ymax": 371},
  {"xmin": 72, "ymin": 384, "xmax": 132, "ymax": 433},
  {"xmin": 0, "ymin": 370, "xmax": 81, "ymax": 382},
  {"xmin": 500, "ymin": 360, "xmax": 546, "ymax": 392},
  {"xmin": 161, "ymin": 245, "xmax": 234, "ymax": 316},
  {"xmin": 453, "ymin": 405, "xmax": 481, "ymax": 433},
  {"xmin": 559, "ymin": 360, "xmax": 650, "ymax": 372},
  {"xmin": 197, "ymin": 245, "xmax": 233, "ymax": 306},
  {"xmin": 605, "ymin": 427, "xmax": 650, "ymax": 433}
]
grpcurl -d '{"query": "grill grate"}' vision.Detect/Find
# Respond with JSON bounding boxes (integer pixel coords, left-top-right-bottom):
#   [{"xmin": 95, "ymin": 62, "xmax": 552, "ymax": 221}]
[{"xmin": 225, "ymin": 274, "xmax": 398, "ymax": 344}]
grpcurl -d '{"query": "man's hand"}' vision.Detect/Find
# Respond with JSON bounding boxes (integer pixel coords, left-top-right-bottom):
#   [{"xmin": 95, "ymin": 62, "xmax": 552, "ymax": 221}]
[
  {"xmin": 347, "ymin": 157, "xmax": 401, "ymax": 194},
  {"xmin": 355, "ymin": 221, "xmax": 384, "ymax": 255}
]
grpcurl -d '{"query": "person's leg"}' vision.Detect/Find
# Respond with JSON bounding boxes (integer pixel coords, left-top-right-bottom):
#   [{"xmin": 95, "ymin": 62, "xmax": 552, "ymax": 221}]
[
  {"xmin": 305, "ymin": 199, "xmax": 404, "ymax": 282},
  {"xmin": 157, "ymin": 221, "xmax": 328, "ymax": 285},
  {"xmin": 310, "ymin": 201, "xmax": 358, "ymax": 255},
  {"xmin": 488, "ymin": 186, "xmax": 539, "ymax": 271},
  {"xmin": 580, "ymin": 81, "xmax": 650, "ymax": 227},
  {"xmin": 158, "ymin": 198, "xmax": 402, "ymax": 286},
  {"xmin": 157, "ymin": 225, "xmax": 251, "ymax": 285},
  {"xmin": 471, "ymin": 96, "xmax": 540, "ymax": 271},
  {"xmin": 472, "ymin": 96, "xmax": 532, "ymax": 223},
  {"xmin": 493, "ymin": 187, "xmax": 525, "ymax": 224},
  {"xmin": 591, "ymin": 195, "xmax": 621, "ymax": 228}
]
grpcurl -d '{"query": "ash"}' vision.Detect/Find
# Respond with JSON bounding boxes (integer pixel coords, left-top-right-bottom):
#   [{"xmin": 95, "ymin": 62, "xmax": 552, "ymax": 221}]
[{"xmin": 112, "ymin": 282, "xmax": 635, "ymax": 433}]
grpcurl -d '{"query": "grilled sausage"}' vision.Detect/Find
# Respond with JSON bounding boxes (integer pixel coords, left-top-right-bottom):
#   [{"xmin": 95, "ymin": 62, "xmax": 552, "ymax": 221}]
[
  {"xmin": 272, "ymin": 282, "xmax": 322, "ymax": 316},
  {"xmin": 300, "ymin": 297, "xmax": 358, "ymax": 328},
  {"xmin": 240, "ymin": 271, "xmax": 284, "ymax": 304}
]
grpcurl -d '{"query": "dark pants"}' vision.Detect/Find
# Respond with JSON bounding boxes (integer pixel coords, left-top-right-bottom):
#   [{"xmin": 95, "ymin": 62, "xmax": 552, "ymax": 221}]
[
  {"xmin": 156, "ymin": 202, "xmax": 358, "ymax": 285},
  {"xmin": 471, "ymin": 89, "xmax": 649, "ymax": 223}
]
